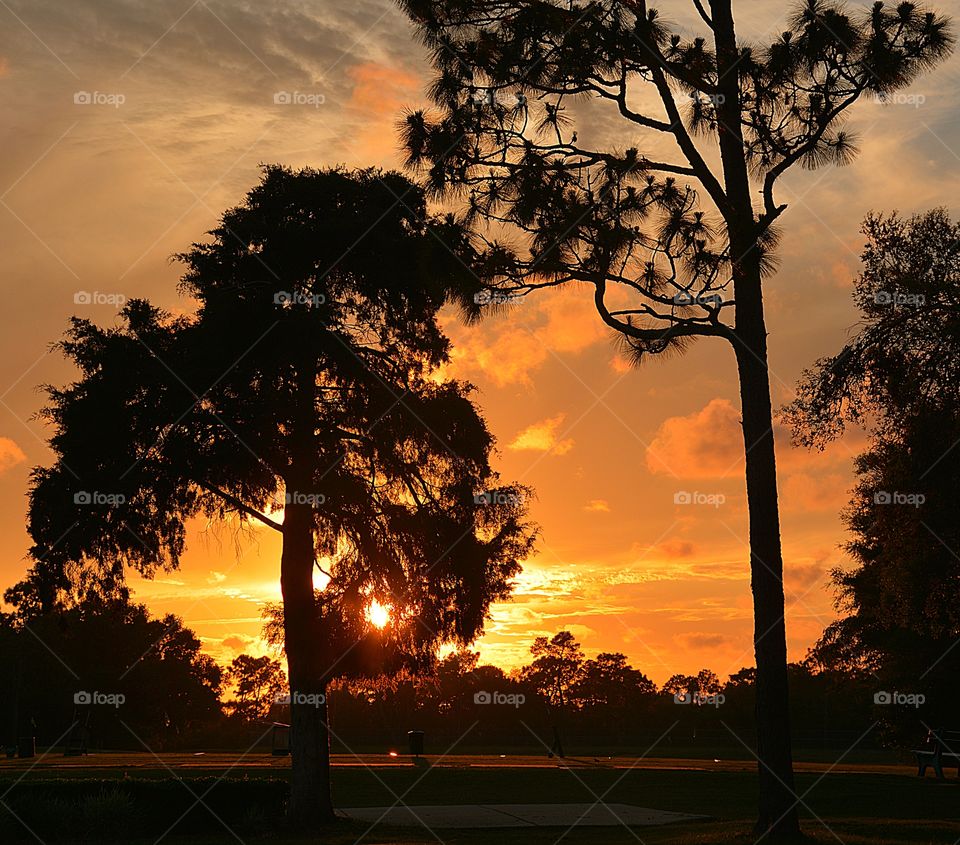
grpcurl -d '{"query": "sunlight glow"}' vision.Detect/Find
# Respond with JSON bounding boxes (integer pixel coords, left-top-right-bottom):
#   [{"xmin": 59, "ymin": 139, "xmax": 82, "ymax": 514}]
[{"xmin": 367, "ymin": 599, "xmax": 391, "ymax": 629}]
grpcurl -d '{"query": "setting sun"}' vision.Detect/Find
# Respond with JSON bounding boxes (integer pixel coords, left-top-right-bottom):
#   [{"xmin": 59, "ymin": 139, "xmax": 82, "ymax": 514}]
[{"xmin": 366, "ymin": 600, "xmax": 391, "ymax": 629}]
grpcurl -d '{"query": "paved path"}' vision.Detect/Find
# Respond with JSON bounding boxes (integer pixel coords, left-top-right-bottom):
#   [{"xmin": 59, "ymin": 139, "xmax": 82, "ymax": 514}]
[{"xmin": 340, "ymin": 803, "xmax": 707, "ymax": 828}]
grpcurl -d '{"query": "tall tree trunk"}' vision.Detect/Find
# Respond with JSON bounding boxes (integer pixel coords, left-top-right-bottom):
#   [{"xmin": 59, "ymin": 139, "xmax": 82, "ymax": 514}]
[
  {"xmin": 709, "ymin": 0, "xmax": 799, "ymax": 837},
  {"xmin": 734, "ymin": 316, "xmax": 799, "ymax": 838},
  {"xmin": 280, "ymin": 495, "xmax": 335, "ymax": 828}
]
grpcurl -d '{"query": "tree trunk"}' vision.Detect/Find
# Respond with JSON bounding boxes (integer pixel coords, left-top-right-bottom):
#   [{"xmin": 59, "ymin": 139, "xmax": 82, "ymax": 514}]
[
  {"xmin": 280, "ymin": 496, "xmax": 335, "ymax": 828},
  {"xmin": 708, "ymin": 0, "xmax": 799, "ymax": 837},
  {"xmin": 734, "ymin": 320, "xmax": 800, "ymax": 839}
]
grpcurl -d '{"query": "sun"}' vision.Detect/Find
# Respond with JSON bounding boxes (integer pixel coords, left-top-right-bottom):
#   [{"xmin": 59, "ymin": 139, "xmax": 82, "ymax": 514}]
[{"xmin": 366, "ymin": 599, "xmax": 391, "ymax": 629}]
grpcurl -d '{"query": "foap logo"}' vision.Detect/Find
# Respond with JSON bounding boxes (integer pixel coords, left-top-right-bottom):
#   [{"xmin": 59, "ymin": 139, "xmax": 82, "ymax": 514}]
[
  {"xmin": 274, "ymin": 291, "xmax": 326, "ymax": 308},
  {"xmin": 674, "ymin": 491, "xmax": 726, "ymax": 508},
  {"xmin": 74, "ymin": 291, "xmax": 127, "ymax": 306},
  {"xmin": 873, "ymin": 290, "xmax": 926, "ymax": 308},
  {"xmin": 673, "ymin": 290, "xmax": 723, "ymax": 308},
  {"xmin": 273, "ymin": 91, "xmax": 326, "ymax": 108},
  {"xmin": 474, "ymin": 690, "xmax": 525, "ymax": 709},
  {"xmin": 74, "ymin": 690, "xmax": 125, "ymax": 708},
  {"xmin": 468, "ymin": 88, "xmax": 526, "ymax": 109},
  {"xmin": 276, "ymin": 691, "xmax": 326, "ymax": 707},
  {"xmin": 74, "ymin": 491, "xmax": 126, "ymax": 506},
  {"xmin": 285, "ymin": 491, "xmax": 326, "ymax": 508},
  {"xmin": 874, "ymin": 490, "xmax": 925, "ymax": 508},
  {"xmin": 874, "ymin": 690, "xmax": 925, "ymax": 709},
  {"xmin": 673, "ymin": 691, "xmax": 725, "ymax": 708},
  {"xmin": 874, "ymin": 92, "xmax": 926, "ymax": 108},
  {"xmin": 474, "ymin": 491, "xmax": 524, "ymax": 506},
  {"xmin": 690, "ymin": 92, "xmax": 726, "ymax": 107},
  {"xmin": 474, "ymin": 289, "xmax": 519, "ymax": 306},
  {"xmin": 74, "ymin": 91, "xmax": 126, "ymax": 108}
]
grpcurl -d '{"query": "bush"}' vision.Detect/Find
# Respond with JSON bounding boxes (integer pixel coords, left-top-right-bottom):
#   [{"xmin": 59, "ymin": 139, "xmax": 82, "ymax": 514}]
[{"xmin": 0, "ymin": 777, "xmax": 288, "ymax": 842}]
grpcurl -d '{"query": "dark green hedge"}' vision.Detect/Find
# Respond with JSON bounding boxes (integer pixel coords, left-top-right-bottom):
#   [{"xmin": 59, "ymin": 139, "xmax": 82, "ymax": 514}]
[{"xmin": 0, "ymin": 777, "xmax": 288, "ymax": 841}]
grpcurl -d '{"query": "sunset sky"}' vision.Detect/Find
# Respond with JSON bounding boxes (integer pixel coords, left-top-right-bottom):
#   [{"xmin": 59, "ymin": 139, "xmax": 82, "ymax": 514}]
[{"xmin": 1, "ymin": 0, "xmax": 959, "ymax": 685}]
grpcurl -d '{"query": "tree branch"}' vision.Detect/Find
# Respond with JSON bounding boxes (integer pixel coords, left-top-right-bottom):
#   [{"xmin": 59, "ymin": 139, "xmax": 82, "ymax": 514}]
[{"xmin": 195, "ymin": 480, "xmax": 283, "ymax": 532}]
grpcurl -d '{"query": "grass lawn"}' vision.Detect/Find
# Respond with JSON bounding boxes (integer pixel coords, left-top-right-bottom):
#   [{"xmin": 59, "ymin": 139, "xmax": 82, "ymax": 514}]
[{"xmin": 2, "ymin": 755, "xmax": 958, "ymax": 843}]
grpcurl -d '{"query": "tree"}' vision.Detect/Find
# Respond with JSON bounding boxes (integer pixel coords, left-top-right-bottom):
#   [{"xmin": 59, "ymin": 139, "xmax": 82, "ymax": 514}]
[
  {"xmin": 786, "ymin": 210, "xmax": 960, "ymax": 739},
  {"xmin": 25, "ymin": 166, "xmax": 535, "ymax": 828},
  {"xmin": 396, "ymin": 1, "xmax": 952, "ymax": 834},
  {"xmin": 573, "ymin": 652, "xmax": 656, "ymax": 708},
  {"xmin": 663, "ymin": 668, "xmax": 722, "ymax": 701},
  {"xmin": 0, "ymin": 593, "xmax": 222, "ymax": 751},
  {"xmin": 524, "ymin": 630, "xmax": 585, "ymax": 709},
  {"xmin": 225, "ymin": 654, "xmax": 287, "ymax": 722},
  {"xmin": 521, "ymin": 630, "xmax": 584, "ymax": 756}
]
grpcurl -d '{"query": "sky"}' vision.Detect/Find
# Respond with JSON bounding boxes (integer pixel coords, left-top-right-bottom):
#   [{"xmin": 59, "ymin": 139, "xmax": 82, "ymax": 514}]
[{"xmin": 1, "ymin": 0, "xmax": 959, "ymax": 685}]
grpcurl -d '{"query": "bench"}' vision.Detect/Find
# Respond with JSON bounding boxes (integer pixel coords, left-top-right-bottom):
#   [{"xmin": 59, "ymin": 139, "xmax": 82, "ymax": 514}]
[{"xmin": 914, "ymin": 728, "xmax": 960, "ymax": 779}]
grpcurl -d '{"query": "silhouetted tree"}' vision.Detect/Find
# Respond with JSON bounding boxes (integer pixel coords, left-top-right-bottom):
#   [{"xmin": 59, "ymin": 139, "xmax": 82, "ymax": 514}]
[
  {"xmin": 0, "ymin": 594, "xmax": 221, "ymax": 751},
  {"xmin": 786, "ymin": 209, "xmax": 960, "ymax": 742},
  {"xmin": 224, "ymin": 655, "xmax": 287, "ymax": 722},
  {"xmin": 24, "ymin": 166, "xmax": 535, "ymax": 828},
  {"xmin": 522, "ymin": 630, "xmax": 584, "ymax": 755},
  {"xmin": 573, "ymin": 652, "xmax": 656, "ymax": 708},
  {"xmin": 397, "ymin": 1, "xmax": 952, "ymax": 833}
]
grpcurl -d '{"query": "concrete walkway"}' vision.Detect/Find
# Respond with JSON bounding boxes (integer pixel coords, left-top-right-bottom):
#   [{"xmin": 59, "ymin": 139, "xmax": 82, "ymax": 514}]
[{"xmin": 340, "ymin": 803, "xmax": 706, "ymax": 828}]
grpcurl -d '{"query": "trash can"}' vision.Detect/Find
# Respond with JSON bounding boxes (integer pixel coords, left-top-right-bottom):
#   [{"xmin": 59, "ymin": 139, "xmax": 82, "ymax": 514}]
[
  {"xmin": 407, "ymin": 730, "xmax": 424, "ymax": 757},
  {"xmin": 17, "ymin": 737, "xmax": 35, "ymax": 759}
]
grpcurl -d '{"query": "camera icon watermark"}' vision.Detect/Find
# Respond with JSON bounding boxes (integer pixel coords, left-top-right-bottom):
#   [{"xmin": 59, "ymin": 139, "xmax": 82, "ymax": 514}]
[
  {"xmin": 468, "ymin": 88, "xmax": 526, "ymax": 109},
  {"xmin": 273, "ymin": 91, "xmax": 326, "ymax": 108},
  {"xmin": 874, "ymin": 690, "xmax": 925, "ymax": 709},
  {"xmin": 873, "ymin": 290, "xmax": 926, "ymax": 308},
  {"xmin": 74, "ymin": 690, "xmax": 125, "ymax": 708},
  {"xmin": 74, "ymin": 291, "xmax": 127, "ymax": 307},
  {"xmin": 73, "ymin": 491, "xmax": 126, "ymax": 506},
  {"xmin": 673, "ymin": 290, "xmax": 722, "ymax": 308},
  {"xmin": 276, "ymin": 691, "xmax": 326, "ymax": 707},
  {"xmin": 274, "ymin": 291, "xmax": 326, "ymax": 308},
  {"xmin": 474, "ymin": 491, "xmax": 524, "ymax": 506},
  {"xmin": 874, "ymin": 490, "xmax": 925, "ymax": 508},
  {"xmin": 474, "ymin": 690, "xmax": 525, "ymax": 709},
  {"xmin": 674, "ymin": 491, "xmax": 726, "ymax": 508},
  {"xmin": 673, "ymin": 691, "xmax": 725, "ymax": 708},
  {"xmin": 873, "ymin": 92, "xmax": 926, "ymax": 108},
  {"xmin": 474, "ymin": 289, "xmax": 519, "ymax": 306},
  {"xmin": 284, "ymin": 491, "xmax": 326, "ymax": 508},
  {"xmin": 74, "ymin": 91, "xmax": 126, "ymax": 108}
]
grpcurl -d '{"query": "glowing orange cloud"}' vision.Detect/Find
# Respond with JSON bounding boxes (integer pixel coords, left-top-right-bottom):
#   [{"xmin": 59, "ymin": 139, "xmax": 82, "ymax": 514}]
[
  {"xmin": 508, "ymin": 414, "xmax": 574, "ymax": 455},
  {"xmin": 0, "ymin": 437, "xmax": 26, "ymax": 474}
]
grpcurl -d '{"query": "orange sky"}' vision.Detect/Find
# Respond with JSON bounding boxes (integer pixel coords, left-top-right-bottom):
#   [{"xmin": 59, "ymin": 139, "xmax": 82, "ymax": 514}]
[{"xmin": 1, "ymin": 0, "xmax": 959, "ymax": 685}]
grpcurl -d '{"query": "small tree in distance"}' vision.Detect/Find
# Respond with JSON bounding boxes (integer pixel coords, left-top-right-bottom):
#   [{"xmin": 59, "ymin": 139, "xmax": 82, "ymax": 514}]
[
  {"xmin": 397, "ymin": 0, "xmax": 953, "ymax": 834},
  {"xmin": 224, "ymin": 654, "xmax": 287, "ymax": 722}
]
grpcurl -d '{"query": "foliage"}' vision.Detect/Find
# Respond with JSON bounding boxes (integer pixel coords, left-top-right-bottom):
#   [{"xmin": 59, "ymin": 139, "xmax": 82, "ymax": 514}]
[
  {"xmin": 224, "ymin": 654, "xmax": 287, "ymax": 721},
  {"xmin": 23, "ymin": 164, "xmax": 536, "ymax": 671},
  {"xmin": 397, "ymin": 0, "xmax": 952, "ymax": 359},
  {"xmin": 786, "ymin": 210, "xmax": 960, "ymax": 741}
]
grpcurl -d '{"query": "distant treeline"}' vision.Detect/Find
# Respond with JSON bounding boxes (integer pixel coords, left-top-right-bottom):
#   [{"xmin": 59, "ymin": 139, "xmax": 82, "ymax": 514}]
[{"xmin": 0, "ymin": 596, "xmax": 921, "ymax": 757}]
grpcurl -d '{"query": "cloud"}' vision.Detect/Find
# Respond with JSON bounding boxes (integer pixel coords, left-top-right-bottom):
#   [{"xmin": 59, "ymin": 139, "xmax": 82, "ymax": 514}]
[
  {"xmin": 674, "ymin": 632, "xmax": 733, "ymax": 650},
  {"xmin": 646, "ymin": 398, "xmax": 743, "ymax": 478},
  {"xmin": 345, "ymin": 62, "xmax": 422, "ymax": 161},
  {"xmin": 222, "ymin": 635, "xmax": 255, "ymax": 652},
  {"xmin": 207, "ymin": 570, "xmax": 228, "ymax": 584},
  {"xmin": 441, "ymin": 287, "xmax": 611, "ymax": 386},
  {"xmin": 781, "ymin": 472, "xmax": 850, "ymax": 513},
  {"xmin": 508, "ymin": 414, "xmax": 574, "ymax": 455},
  {"xmin": 584, "ymin": 499, "xmax": 610, "ymax": 512},
  {"xmin": 0, "ymin": 438, "xmax": 26, "ymax": 474},
  {"xmin": 646, "ymin": 398, "xmax": 858, "ymax": 481},
  {"xmin": 658, "ymin": 539, "xmax": 697, "ymax": 559}
]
